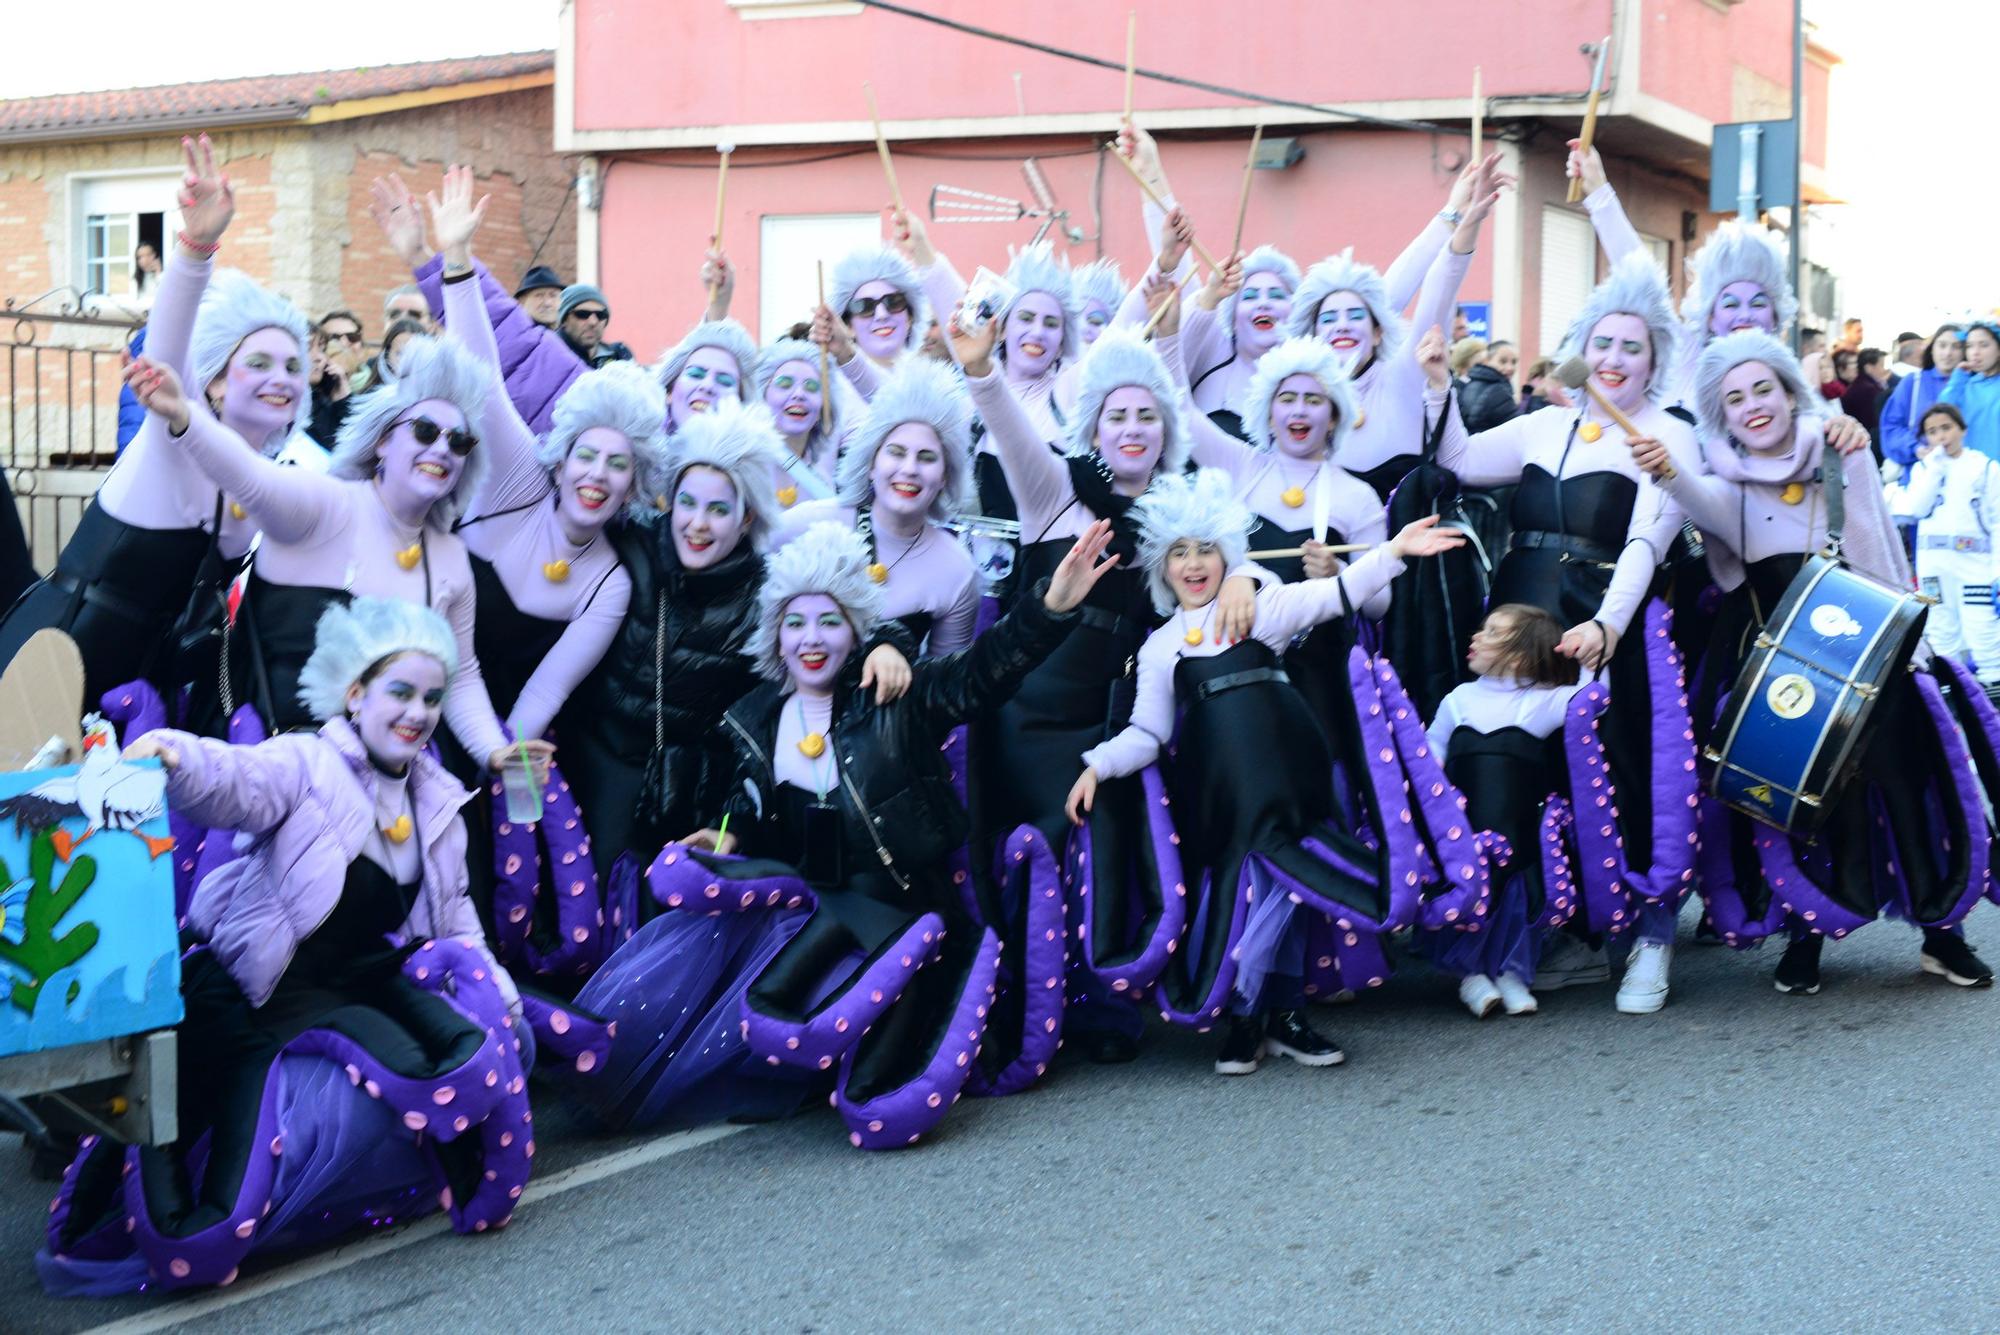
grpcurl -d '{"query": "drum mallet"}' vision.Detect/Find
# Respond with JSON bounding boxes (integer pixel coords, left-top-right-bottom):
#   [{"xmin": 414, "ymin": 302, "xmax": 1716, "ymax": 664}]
[{"xmin": 1556, "ymin": 356, "xmax": 1675, "ymax": 480}]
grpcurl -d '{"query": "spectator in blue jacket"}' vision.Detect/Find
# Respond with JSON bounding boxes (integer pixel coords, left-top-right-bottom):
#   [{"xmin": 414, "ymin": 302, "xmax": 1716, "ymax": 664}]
[
  {"xmin": 1941, "ymin": 322, "xmax": 2000, "ymax": 464},
  {"xmin": 1881, "ymin": 324, "xmax": 1963, "ymax": 481},
  {"xmin": 115, "ymin": 325, "xmax": 148, "ymax": 453}
]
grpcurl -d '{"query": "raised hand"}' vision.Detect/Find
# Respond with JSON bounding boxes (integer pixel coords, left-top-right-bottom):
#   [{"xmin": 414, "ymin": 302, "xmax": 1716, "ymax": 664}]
[
  {"xmin": 368, "ymin": 173, "xmax": 434, "ymax": 269},
  {"xmin": 702, "ymin": 248, "xmax": 736, "ymax": 319},
  {"xmin": 811, "ymin": 301, "xmax": 857, "ymax": 365},
  {"xmin": 1388, "ymin": 512, "xmax": 1468, "ymax": 560},
  {"xmin": 892, "ymin": 207, "xmax": 937, "ymax": 269},
  {"xmin": 123, "ymin": 355, "xmax": 191, "ymax": 435},
  {"xmin": 1116, "ymin": 123, "xmax": 1166, "ymax": 191},
  {"xmin": 176, "ymin": 134, "xmax": 236, "ymax": 252},
  {"xmin": 1416, "ymin": 324, "xmax": 1451, "ymax": 391},
  {"xmin": 1156, "ymin": 205, "xmax": 1192, "ymax": 276},
  {"xmin": 1566, "ymin": 138, "xmax": 1608, "ymax": 197},
  {"xmin": 426, "ymin": 164, "xmax": 489, "ymax": 271},
  {"xmin": 947, "ymin": 302, "xmax": 1000, "ymax": 377},
  {"xmin": 1199, "ymin": 251, "xmax": 1244, "ymax": 312},
  {"xmin": 1140, "ymin": 271, "xmax": 1181, "ymax": 339},
  {"xmin": 1044, "ymin": 519, "xmax": 1120, "ymax": 613}
]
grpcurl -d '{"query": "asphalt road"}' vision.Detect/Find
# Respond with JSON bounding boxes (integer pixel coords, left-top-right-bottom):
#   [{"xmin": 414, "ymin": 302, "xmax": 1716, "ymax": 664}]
[{"xmin": 7, "ymin": 906, "xmax": 1998, "ymax": 1333}]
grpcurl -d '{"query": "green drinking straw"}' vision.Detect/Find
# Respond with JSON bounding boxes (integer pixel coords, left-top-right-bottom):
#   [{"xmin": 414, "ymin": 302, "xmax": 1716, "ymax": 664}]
[
  {"xmin": 716, "ymin": 813, "xmax": 731, "ymax": 848},
  {"xmin": 517, "ymin": 738, "xmax": 543, "ymax": 822}
]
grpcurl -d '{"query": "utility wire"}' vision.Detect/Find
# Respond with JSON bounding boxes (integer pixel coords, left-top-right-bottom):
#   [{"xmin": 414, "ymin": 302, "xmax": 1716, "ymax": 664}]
[{"xmin": 852, "ymin": 0, "xmax": 1452, "ymax": 135}]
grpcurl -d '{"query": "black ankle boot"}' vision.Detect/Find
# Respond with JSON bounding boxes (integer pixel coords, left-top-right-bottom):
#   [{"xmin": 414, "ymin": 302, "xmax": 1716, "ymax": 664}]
[
  {"xmin": 1774, "ymin": 934, "xmax": 1823, "ymax": 995},
  {"xmin": 1213, "ymin": 1015, "xmax": 1264, "ymax": 1076},
  {"xmin": 1263, "ymin": 1009, "xmax": 1345, "ymax": 1067},
  {"xmin": 1921, "ymin": 928, "xmax": 1994, "ymax": 988}
]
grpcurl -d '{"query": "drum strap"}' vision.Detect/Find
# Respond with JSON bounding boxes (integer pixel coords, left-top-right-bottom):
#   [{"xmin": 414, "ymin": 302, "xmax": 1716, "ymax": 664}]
[{"xmin": 1823, "ymin": 444, "xmax": 1847, "ymax": 557}]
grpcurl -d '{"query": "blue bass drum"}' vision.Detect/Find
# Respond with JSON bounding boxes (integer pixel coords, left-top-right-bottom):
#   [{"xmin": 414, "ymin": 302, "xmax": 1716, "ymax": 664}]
[{"xmin": 1705, "ymin": 555, "xmax": 1927, "ymax": 834}]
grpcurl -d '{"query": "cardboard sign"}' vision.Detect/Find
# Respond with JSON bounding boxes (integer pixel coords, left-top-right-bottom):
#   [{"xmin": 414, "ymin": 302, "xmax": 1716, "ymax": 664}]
[{"xmin": 0, "ymin": 749, "xmax": 182, "ymax": 1058}]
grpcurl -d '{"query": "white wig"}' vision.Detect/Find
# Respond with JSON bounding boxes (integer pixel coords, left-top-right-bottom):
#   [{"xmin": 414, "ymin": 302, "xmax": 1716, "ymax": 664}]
[
  {"xmin": 656, "ymin": 319, "xmax": 759, "ymax": 404},
  {"xmin": 1134, "ymin": 468, "xmax": 1253, "ymax": 617},
  {"xmin": 297, "ymin": 596, "xmax": 458, "ymax": 722},
  {"xmin": 660, "ymin": 398, "xmax": 786, "ymax": 552},
  {"xmin": 1237, "ymin": 336, "xmax": 1361, "ymax": 456},
  {"xmin": 744, "ymin": 521, "xmax": 884, "ymax": 682},
  {"xmin": 1683, "ymin": 221, "xmax": 1798, "ymax": 340},
  {"xmin": 1557, "ymin": 252, "xmax": 1684, "ymax": 403},
  {"xmin": 1065, "ymin": 330, "xmax": 1190, "ymax": 477},
  {"xmin": 190, "ymin": 269, "xmax": 314, "ymax": 445},
  {"xmin": 329, "ymin": 335, "xmax": 492, "ymax": 527},
  {"xmin": 1692, "ymin": 330, "xmax": 1820, "ymax": 443},
  {"xmin": 827, "ymin": 245, "xmax": 931, "ymax": 350},
  {"xmin": 540, "ymin": 361, "xmax": 670, "ymax": 516},
  {"xmin": 1071, "ymin": 258, "xmax": 1128, "ymax": 318},
  {"xmin": 998, "ymin": 241, "xmax": 1081, "ymax": 364},
  {"xmin": 1285, "ymin": 250, "xmax": 1405, "ymax": 363},
  {"xmin": 1218, "ymin": 244, "xmax": 1302, "ymax": 341},
  {"xmin": 835, "ymin": 358, "xmax": 973, "ymax": 520}
]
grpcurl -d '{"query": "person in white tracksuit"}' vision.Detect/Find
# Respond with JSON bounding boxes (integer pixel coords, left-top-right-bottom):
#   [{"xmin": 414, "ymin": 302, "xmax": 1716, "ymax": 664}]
[{"xmin": 1894, "ymin": 402, "xmax": 2000, "ymax": 679}]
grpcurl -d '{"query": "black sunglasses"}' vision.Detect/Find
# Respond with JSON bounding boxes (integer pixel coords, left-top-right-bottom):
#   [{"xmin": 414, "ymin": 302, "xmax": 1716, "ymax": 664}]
[
  {"xmin": 394, "ymin": 415, "xmax": 479, "ymax": 456},
  {"xmin": 846, "ymin": 292, "xmax": 911, "ymax": 320},
  {"xmin": 321, "ymin": 328, "xmax": 361, "ymax": 345},
  {"xmin": 568, "ymin": 307, "xmax": 610, "ymax": 323}
]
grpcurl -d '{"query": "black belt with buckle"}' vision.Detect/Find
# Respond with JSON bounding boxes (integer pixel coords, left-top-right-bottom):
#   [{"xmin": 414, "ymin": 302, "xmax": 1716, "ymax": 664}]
[
  {"xmin": 1192, "ymin": 666, "xmax": 1290, "ymax": 702},
  {"xmin": 1509, "ymin": 529, "xmax": 1621, "ymax": 566}
]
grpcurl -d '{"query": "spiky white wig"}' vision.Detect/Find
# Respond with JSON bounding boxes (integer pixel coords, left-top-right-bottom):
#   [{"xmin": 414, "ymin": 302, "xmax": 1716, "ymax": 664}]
[
  {"xmin": 1557, "ymin": 252, "xmax": 1684, "ymax": 403},
  {"xmin": 755, "ymin": 337, "xmax": 847, "ymax": 458},
  {"xmin": 1285, "ymin": 250, "xmax": 1404, "ymax": 363},
  {"xmin": 1218, "ymin": 244, "xmax": 1302, "ymax": 342},
  {"xmin": 1071, "ymin": 258, "xmax": 1127, "ymax": 318},
  {"xmin": 1065, "ymin": 330, "xmax": 1190, "ymax": 476},
  {"xmin": 835, "ymin": 357, "xmax": 973, "ymax": 519},
  {"xmin": 1135, "ymin": 468, "xmax": 1253, "ymax": 617},
  {"xmin": 1683, "ymin": 221, "xmax": 1798, "ymax": 341},
  {"xmin": 997, "ymin": 241, "xmax": 1081, "ymax": 364},
  {"xmin": 1237, "ymin": 336, "xmax": 1361, "ymax": 456},
  {"xmin": 190, "ymin": 269, "xmax": 314, "ymax": 445},
  {"xmin": 660, "ymin": 398, "xmax": 786, "ymax": 552},
  {"xmin": 329, "ymin": 335, "xmax": 491, "ymax": 527},
  {"xmin": 539, "ymin": 361, "xmax": 670, "ymax": 515},
  {"xmin": 297, "ymin": 596, "xmax": 458, "ymax": 722},
  {"xmin": 744, "ymin": 521, "xmax": 885, "ymax": 682},
  {"xmin": 656, "ymin": 319, "xmax": 759, "ymax": 405},
  {"xmin": 1692, "ymin": 330, "xmax": 1820, "ymax": 443},
  {"xmin": 827, "ymin": 245, "xmax": 931, "ymax": 350}
]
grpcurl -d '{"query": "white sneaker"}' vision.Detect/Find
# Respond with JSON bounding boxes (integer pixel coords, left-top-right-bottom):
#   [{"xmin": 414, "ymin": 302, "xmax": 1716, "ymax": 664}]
[
  {"xmin": 1538, "ymin": 934, "xmax": 1611, "ymax": 990},
  {"xmin": 1616, "ymin": 942, "xmax": 1672, "ymax": 1014},
  {"xmin": 1494, "ymin": 972, "xmax": 1539, "ymax": 1016},
  {"xmin": 1458, "ymin": 973, "xmax": 1502, "ymax": 1019}
]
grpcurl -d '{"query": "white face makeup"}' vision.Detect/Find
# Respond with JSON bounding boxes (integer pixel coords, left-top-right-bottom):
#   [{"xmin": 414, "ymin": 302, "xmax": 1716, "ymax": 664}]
[
  {"xmin": 1268, "ymin": 372, "xmax": 1336, "ymax": 460},
  {"xmin": 557, "ymin": 425, "xmax": 637, "ymax": 533},
  {"xmin": 1314, "ymin": 290, "xmax": 1379, "ymax": 368},
  {"xmin": 779, "ymin": 592, "xmax": 856, "ymax": 695},
  {"xmin": 346, "ymin": 651, "xmax": 448, "ymax": 772},
  {"xmin": 1718, "ymin": 360, "xmax": 1797, "ymax": 454},
  {"xmin": 1708, "ymin": 280, "xmax": 1777, "ymax": 339},
  {"xmin": 1096, "ymin": 385, "xmax": 1165, "ymax": 489},
  {"xmin": 1004, "ymin": 290, "xmax": 1065, "ymax": 379},
  {"xmin": 871, "ymin": 421, "xmax": 946, "ymax": 524},
  {"xmin": 1235, "ymin": 269, "xmax": 1291, "ymax": 357},
  {"xmin": 670, "ymin": 464, "xmax": 747, "ymax": 569},
  {"xmin": 1080, "ymin": 300, "xmax": 1113, "ymax": 348},
  {"xmin": 669, "ymin": 346, "xmax": 742, "ymax": 427},
  {"xmin": 374, "ymin": 397, "xmax": 473, "ymax": 514},
  {"xmin": 1165, "ymin": 538, "xmax": 1225, "ymax": 611},
  {"xmin": 217, "ymin": 326, "xmax": 308, "ymax": 442},
  {"xmin": 1584, "ymin": 313, "xmax": 1654, "ymax": 415},
  {"xmin": 849, "ymin": 279, "xmax": 912, "ymax": 360},
  {"xmin": 764, "ymin": 358, "xmax": 824, "ymax": 438}
]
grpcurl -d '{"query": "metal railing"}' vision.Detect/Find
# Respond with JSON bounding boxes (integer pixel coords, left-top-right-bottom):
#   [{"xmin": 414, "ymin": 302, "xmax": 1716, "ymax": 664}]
[{"xmin": 3, "ymin": 290, "xmax": 140, "ymax": 572}]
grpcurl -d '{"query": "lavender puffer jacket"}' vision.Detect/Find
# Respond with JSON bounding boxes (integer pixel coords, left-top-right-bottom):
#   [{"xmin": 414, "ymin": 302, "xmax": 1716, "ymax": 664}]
[{"xmin": 154, "ymin": 717, "xmax": 518, "ymax": 1014}]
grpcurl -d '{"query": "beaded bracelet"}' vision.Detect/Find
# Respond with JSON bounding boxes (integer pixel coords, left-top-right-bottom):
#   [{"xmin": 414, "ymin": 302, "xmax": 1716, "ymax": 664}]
[{"xmin": 176, "ymin": 230, "xmax": 220, "ymax": 256}]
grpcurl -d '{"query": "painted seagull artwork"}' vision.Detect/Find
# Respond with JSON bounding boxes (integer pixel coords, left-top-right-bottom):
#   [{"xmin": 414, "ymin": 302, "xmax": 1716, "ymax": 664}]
[{"xmin": 0, "ymin": 716, "xmax": 174, "ymax": 860}]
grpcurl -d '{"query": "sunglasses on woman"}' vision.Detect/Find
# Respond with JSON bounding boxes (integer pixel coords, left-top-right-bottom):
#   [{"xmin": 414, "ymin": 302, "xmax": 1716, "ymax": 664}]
[
  {"xmin": 846, "ymin": 292, "xmax": 911, "ymax": 320},
  {"xmin": 393, "ymin": 415, "xmax": 479, "ymax": 456}
]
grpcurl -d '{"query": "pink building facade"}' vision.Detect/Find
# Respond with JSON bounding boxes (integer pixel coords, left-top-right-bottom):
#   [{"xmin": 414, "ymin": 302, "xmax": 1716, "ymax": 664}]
[{"xmin": 557, "ymin": 0, "xmax": 1834, "ymax": 365}]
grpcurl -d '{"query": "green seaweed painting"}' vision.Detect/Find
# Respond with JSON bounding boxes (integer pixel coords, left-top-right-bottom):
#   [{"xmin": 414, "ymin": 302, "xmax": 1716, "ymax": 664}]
[{"xmin": 0, "ymin": 829, "xmax": 99, "ymax": 1016}]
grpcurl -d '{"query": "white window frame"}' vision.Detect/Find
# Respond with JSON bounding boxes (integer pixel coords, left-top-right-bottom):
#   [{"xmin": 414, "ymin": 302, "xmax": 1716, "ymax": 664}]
[
  {"xmin": 67, "ymin": 169, "xmax": 180, "ymax": 299},
  {"xmin": 726, "ymin": 0, "xmax": 861, "ymax": 19},
  {"xmin": 758, "ymin": 213, "xmax": 886, "ymax": 346}
]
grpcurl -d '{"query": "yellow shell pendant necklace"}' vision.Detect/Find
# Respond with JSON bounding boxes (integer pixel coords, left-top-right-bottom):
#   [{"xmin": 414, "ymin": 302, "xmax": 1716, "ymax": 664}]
[{"xmin": 794, "ymin": 697, "xmax": 830, "ymax": 759}]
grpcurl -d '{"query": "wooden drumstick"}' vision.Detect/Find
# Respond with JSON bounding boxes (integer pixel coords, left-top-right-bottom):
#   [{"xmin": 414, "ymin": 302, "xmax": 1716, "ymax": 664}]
[
  {"xmin": 1107, "ymin": 144, "xmax": 1219, "ymax": 273},
  {"xmin": 708, "ymin": 143, "xmax": 733, "ymax": 301},
  {"xmin": 864, "ymin": 83, "xmax": 906, "ymax": 216},
  {"xmin": 1231, "ymin": 124, "xmax": 1263, "ymax": 259},
  {"xmin": 1248, "ymin": 543, "xmax": 1375, "ymax": 559},
  {"xmin": 816, "ymin": 259, "xmax": 834, "ymax": 436},
  {"xmin": 1556, "ymin": 355, "xmax": 1676, "ymax": 480},
  {"xmin": 1566, "ymin": 38, "xmax": 1611, "ymax": 203},
  {"xmin": 1139, "ymin": 283, "xmax": 1178, "ymax": 338}
]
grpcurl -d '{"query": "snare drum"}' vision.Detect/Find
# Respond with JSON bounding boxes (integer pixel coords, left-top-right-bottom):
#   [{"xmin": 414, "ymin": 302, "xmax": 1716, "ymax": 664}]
[{"xmin": 1704, "ymin": 555, "xmax": 1927, "ymax": 834}]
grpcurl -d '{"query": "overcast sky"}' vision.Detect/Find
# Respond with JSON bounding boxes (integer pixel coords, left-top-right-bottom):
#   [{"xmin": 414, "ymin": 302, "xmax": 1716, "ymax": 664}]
[{"xmin": 6, "ymin": 0, "xmax": 1991, "ymax": 334}]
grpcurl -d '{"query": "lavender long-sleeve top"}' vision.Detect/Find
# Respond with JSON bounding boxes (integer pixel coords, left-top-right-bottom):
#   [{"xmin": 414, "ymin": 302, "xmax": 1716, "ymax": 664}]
[
  {"xmin": 1082, "ymin": 552, "xmax": 1403, "ymax": 779},
  {"xmin": 95, "ymin": 254, "xmax": 260, "ymax": 558},
  {"xmin": 1432, "ymin": 386, "xmax": 1690, "ymax": 639},
  {"xmin": 442, "ymin": 271, "xmax": 633, "ymax": 742},
  {"xmin": 171, "ymin": 411, "xmax": 508, "ymax": 761},
  {"xmin": 1336, "ymin": 244, "xmax": 1474, "ymax": 476},
  {"xmin": 774, "ymin": 499, "xmax": 979, "ymax": 653}
]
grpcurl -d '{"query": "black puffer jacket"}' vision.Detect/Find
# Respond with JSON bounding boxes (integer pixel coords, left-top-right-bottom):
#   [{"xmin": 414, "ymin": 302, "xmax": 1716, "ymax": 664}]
[
  {"xmin": 1457, "ymin": 363, "xmax": 1520, "ymax": 435},
  {"xmin": 717, "ymin": 586, "xmax": 1076, "ymax": 886}
]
